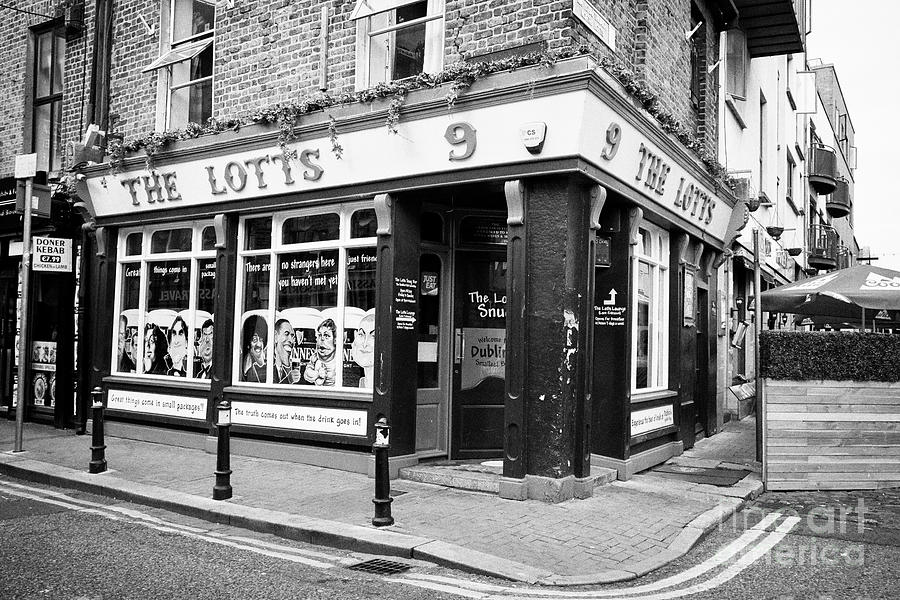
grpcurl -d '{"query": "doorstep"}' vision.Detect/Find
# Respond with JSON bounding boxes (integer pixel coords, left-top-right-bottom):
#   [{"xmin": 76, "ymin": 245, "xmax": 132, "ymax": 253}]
[{"xmin": 399, "ymin": 460, "xmax": 618, "ymax": 495}]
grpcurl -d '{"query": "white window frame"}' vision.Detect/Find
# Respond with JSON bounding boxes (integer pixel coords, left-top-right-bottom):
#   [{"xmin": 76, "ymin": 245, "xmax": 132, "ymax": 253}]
[
  {"xmin": 631, "ymin": 223, "xmax": 669, "ymax": 394},
  {"xmin": 112, "ymin": 220, "xmax": 217, "ymax": 380},
  {"xmin": 147, "ymin": 0, "xmax": 216, "ymax": 131},
  {"xmin": 353, "ymin": 0, "xmax": 445, "ymax": 91},
  {"xmin": 233, "ymin": 201, "xmax": 377, "ymax": 392}
]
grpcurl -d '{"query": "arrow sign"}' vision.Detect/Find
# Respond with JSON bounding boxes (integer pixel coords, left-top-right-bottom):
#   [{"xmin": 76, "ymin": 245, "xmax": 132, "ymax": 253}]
[{"xmin": 603, "ymin": 288, "xmax": 618, "ymax": 306}]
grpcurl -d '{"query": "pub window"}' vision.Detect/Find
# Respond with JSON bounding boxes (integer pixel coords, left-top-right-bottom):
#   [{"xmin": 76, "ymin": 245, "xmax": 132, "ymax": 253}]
[
  {"xmin": 113, "ymin": 222, "xmax": 217, "ymax": 380},
  {"xmin": 352, "ymin": 0, "xmax": 445, "ymax": 90},
  {"xmin": 632, "ymin": 224, "xmax": 669, "ymax": 392},
  {"xmin": 143, "ymin": 0, "xmax": 215, "ymax": 129},
  {"xmin": 30, "ymin": 26, "xmax": 66, "ymax": 175},
  {"xmin": 235, "ymin": 203, "xmax": 377, "ymax": 391}
]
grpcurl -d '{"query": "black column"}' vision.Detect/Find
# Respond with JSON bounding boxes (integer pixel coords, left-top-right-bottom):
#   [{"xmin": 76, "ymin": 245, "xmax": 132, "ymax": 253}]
[
  {"xmin": 372, "ymin": 194, "xmax": 420, "ymax": 457},
  {"xmin": 207, "ymin": 214, "xmax": 238, "ymax": 432},
  {"xmin": 502, "ymin": 176, "xmax": 597, "ymax": 501}
]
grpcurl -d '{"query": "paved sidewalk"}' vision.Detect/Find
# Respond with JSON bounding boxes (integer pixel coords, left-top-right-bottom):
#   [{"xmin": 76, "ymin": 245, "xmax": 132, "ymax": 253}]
[{"xmin": 0, "ymin": 417, "xmax": 762, "ymax": 585}]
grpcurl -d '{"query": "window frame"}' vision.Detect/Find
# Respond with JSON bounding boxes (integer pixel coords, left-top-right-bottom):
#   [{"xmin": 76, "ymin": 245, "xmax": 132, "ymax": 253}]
[
  {"xmin": 233, "ymin": 201, "xmax": 377, "ymax": 393},
  {"xmin": 725, "ymin": 28, "xmax": 748, "ymax": 101},
  {"xmin": 112, "ymin": 220, "xmax": 218, "ymax": 380},
  {"xmin": 28, "ymin": 26, "xmax": 66, "ymax": 175},
  {"xmin": 353, "ymin": 0, "xmax": 445, "ymax": 91},
  {"xmin": 631, "ymin": 223, "xmax": 670, "ymax": 394},
  {"xmin": 148, "ymin": 0, "xmax": 216, "ymax": 130}
]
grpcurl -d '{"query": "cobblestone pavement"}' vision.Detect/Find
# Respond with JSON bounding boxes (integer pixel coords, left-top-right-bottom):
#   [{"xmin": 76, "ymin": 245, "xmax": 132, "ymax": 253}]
[{"xmin": 0, "ymin": 417, "xmax": 760, "ymax": 579}]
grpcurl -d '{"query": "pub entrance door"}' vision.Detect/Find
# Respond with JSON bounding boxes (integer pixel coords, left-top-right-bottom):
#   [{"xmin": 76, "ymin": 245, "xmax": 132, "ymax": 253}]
[{"xmin": 451, "ymin": 250, "xmax": 507, "ymax": 459}]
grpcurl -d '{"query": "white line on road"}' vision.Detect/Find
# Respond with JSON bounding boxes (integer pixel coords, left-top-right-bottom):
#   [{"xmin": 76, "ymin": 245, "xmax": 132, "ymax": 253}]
[
  {"xmin": 389, "ymin": 513, "xmax": 799, "ymax": 600},
  {"xmin": 0, "ymin": 480, "xmax": 339, "ymax": 569}
]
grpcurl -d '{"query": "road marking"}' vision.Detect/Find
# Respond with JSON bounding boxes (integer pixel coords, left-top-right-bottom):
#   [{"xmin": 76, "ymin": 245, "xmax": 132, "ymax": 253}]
[
  {"xmin": 0, "ymin": 480, "xmax": 339, "ymax": 569},
  {"xmin": 390, "ymin": 513, "xmax": 800, "ymax": 600}
]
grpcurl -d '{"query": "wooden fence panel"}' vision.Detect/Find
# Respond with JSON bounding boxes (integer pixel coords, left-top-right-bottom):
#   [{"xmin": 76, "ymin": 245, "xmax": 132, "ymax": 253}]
[{"xmin": 765, "ymin": 379, "xmax": 900, "ymax": 490}]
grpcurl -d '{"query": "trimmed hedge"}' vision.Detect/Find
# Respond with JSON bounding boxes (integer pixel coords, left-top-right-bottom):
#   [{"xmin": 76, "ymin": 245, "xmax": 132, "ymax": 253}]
[{"xmin": 761, "ymin": 331, "xmax": 900, "ymax": 382}]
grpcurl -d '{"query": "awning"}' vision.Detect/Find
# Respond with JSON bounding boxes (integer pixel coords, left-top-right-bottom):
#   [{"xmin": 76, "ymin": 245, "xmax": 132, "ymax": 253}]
[
  {"xmin": 142, "ymin": 38, "xmax": 212, "ymax": 73},
  {"xmin": 350, "ymin": 0, "xmax": 424, "ymax": 20}
]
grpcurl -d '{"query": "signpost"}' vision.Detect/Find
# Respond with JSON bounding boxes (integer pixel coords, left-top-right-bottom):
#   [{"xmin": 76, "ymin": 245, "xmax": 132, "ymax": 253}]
[{"xmin": 13, "ymin": 154, "xmax": 36, "ymax": 452}]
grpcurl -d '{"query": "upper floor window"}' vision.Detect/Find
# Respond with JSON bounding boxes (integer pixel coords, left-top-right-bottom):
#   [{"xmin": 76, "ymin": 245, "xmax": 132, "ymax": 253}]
[
  {"xmin": 143, "ymin": 0, "xmax": 215, "ymax": 129},
  {"xmin": 725, "ymin": 29, "xmax": 747, "ymax": 101},
  {"xmin": 689, "ymin": 7, "xmax": 705, "ymax": 111},
  {"xmin": 352, "ymin": 0, "xmax": 445, "ymax": 90},
  {"xmin": 30, "ymin": 27, "xmax": 66, "ymax": 174},
  {"xmin": 633, "ymin": 224, "xmax": 669, "ymax": 393}
]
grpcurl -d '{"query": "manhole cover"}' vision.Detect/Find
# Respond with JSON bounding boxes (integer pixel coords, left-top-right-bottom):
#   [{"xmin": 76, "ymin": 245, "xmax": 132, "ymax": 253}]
[
  {"xmin": 347, "ymin": 558, "xmax": 412, "ymax": 575},
  {"xmin": 653, "ymin": 465, "xmax": 751, "ymax": 486}
]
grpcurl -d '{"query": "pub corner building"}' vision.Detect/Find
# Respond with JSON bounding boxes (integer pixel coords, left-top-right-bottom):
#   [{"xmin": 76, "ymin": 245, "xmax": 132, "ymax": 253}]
[{"xmin": 73, "ymin": 55, "xmax": 742, "ymax": 502}]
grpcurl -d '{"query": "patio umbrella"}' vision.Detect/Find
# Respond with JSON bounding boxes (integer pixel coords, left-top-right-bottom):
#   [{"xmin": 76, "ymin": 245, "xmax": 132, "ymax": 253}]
[{"xmin": 759, "ymin": 265, "xmax": 900, "ymax": 323}]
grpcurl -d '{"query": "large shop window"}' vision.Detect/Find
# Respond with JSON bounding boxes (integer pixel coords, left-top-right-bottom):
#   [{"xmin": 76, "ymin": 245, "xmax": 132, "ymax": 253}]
[
  {"xmin": 143, "ymin": 0, "xmax": 215, "ymax": 129},
  {"xmin": 113, "ymin": 222, "xmax": 217, "ymax": 379},
  {"xmin": 236, "ymin": 204, "xmax": 377, "ymax": 391},
  {"xmin": 632, "ymin": 224, "xmax": 669, "ymax": 393},
  {"xmin": 352, "ymin": 0, "xmax": 445, "ymax": 90}
]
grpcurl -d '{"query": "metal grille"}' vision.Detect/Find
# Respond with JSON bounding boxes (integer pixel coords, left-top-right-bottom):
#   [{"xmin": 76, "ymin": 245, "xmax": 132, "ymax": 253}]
[{"xmin": 347, "ymin": 558, "xmax": 412, "ymax": 575}]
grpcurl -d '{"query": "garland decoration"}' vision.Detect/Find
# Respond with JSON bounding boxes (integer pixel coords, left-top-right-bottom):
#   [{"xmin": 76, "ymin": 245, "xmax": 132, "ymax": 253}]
[{"xmin": 101, "ymin": 45, "xmax": 732, "ymax": 189}]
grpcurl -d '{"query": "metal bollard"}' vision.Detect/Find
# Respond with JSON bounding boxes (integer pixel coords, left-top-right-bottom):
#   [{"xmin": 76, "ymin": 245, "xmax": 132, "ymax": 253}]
[
  {"xmin": 212, "ymin": 400, "xmax": 233, "ymax": 500},
  {"xmin": 88, "ymin": 387, "xmax": 107, "ymax": 474},
  {"xmin": 371, "ymin": 416, "xmax": 394, "ymax": 527}
]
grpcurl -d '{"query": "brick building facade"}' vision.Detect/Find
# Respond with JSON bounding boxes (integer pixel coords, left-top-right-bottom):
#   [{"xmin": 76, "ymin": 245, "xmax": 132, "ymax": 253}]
[{"xmin": 0, "ymin": 0, "xmax": 806, "ymax": 501}]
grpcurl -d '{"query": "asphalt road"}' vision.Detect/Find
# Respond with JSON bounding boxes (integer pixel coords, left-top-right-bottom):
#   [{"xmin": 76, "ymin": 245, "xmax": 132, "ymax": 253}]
[{"xmin": 2, "ymin": 477, "xmax": 898, "ymax": 600}]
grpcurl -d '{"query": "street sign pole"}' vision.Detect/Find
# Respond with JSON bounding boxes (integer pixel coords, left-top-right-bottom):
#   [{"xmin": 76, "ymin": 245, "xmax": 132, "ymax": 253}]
[{"xmin": 13, "ymin": 155, "xmax": 36, "ymax": 453}]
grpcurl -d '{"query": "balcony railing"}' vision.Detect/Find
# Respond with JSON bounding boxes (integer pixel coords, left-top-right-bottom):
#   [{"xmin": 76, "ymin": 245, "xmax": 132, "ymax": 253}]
[
  {"xmin": 809, "ymin": 144, "xmax": 837, "ymax": 195},
  {"xmin": 837, "ymin": 245, "xmax": 853, "ymax": 270},
  {"xmin": 826, "ymin": 178, "xmax": 851, "ymax": 219},
  {"xmin": 808, "ymin": 224, "xmax": 838, "ymax": 271}
]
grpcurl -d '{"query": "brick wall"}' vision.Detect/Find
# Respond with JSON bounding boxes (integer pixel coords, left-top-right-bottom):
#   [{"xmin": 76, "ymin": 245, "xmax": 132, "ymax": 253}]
[
  {"xmin": 1, "ymin": 0, "xmax": 724, "ymax": 173},
  {"xmin": 0, "ymin": 1, "xmax": 95, "ymax": 176}
]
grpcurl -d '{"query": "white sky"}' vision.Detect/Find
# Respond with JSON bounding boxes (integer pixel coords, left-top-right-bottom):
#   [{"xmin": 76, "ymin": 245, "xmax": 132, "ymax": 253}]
[{"xmin": 805, "ymin": 1, "xmax": 900, "ymax": 270}]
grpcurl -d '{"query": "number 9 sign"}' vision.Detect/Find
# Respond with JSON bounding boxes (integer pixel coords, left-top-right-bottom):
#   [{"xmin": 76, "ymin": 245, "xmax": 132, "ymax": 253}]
[{"xmin": 445, "ymin": 122, "xmax": 477, "ymax": 161}]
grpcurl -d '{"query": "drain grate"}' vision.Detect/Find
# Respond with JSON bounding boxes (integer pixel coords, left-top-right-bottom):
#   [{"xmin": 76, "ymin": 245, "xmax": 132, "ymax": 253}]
[{"xmin": 347, "ymin": 558, "xmax": 412, "ymax": 575}]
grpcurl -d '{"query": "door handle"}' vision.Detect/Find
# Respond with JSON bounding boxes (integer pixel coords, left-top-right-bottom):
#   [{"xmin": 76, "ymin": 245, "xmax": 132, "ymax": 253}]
[{"xmin": 454, "ymin": 328, "xmax": 463, "ymax": 364}]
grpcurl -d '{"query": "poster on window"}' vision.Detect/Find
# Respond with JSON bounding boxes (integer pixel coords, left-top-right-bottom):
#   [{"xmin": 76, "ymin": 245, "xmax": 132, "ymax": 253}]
[{"xmin": 460, "ymin": 327, "xmax": 506, "ymax": 390}]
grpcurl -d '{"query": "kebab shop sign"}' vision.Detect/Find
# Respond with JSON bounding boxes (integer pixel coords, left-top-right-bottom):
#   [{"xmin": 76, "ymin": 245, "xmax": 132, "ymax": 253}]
[{"xmin": 32, "ymin": 236, "xmax": 73, "ymax": 272}]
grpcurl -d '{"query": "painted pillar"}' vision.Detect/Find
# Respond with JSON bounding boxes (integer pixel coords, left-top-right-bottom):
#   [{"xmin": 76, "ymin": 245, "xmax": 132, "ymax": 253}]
[
  {"xmin": 500, "ymin": 176, "xmax": 599, "ymax": 502},
  {"xmin": 372, "ymin": 193, "xmax": 420, "ymax": 457},
  {"xmin": 206, "ymin": 214, "xmax": 238, "ymax": 433}
]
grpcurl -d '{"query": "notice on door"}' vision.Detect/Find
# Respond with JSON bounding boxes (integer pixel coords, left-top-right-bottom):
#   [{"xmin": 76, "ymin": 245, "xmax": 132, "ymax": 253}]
[{"xmin": 460, "ymin": 327, "xmax": 506, "ymax": 390}]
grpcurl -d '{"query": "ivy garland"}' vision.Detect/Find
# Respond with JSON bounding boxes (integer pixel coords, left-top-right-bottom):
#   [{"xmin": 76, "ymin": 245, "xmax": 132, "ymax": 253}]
[{"xmin": 103, "ymin": 45, "xmax": 733, "ymax": 189}]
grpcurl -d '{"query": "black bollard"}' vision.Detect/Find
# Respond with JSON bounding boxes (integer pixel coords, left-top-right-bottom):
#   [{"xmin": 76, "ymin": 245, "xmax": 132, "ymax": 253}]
[
  {"xmin": 88, "ymin": 387, "xmax": 107, "ymax": 474},
  {"xmin": 372, "ymin": 416, "xmax": 394, "ymax": 527},
  {"xmin": 212, "ymin": 400, "xmax": 233, "ymax": 501}
]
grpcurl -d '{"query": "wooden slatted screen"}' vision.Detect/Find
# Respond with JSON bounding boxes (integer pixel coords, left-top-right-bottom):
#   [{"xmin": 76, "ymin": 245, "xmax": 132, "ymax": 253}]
[{"xmin": 765, "ymin": 379, "xmax": 900, "ymax": 491}]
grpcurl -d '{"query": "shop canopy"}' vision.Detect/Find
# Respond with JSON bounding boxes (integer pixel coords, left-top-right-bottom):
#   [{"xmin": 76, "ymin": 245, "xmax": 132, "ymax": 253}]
[{"xmin": 760, "ymin": 265, "xmax": 900, "ymax": 322}]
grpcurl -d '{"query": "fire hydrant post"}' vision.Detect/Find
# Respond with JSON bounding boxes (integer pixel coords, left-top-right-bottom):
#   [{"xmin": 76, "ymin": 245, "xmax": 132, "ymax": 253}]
[
  {"xmin": 372, "ymin": 416, "xmax": 394, "ymax": 527},
  {"xmin": 88, "ymin": 387, "xmax": 107, "ymax": 474},
  {"xmin": 213, "ymin": 400, "xmax": 233, "ymax": 501}
]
